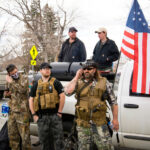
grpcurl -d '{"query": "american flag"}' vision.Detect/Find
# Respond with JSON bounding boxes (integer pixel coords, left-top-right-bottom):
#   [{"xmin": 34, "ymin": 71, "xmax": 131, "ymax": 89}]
[{"xmin": 121, "ymin": 0, "xmax": 150, "ymax": 94}]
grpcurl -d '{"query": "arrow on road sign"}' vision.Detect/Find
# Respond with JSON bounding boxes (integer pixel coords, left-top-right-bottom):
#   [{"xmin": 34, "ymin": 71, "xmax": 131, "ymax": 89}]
[{"xmin": 30, "ymin": 45, "xmax": 38, "ymax": 60}]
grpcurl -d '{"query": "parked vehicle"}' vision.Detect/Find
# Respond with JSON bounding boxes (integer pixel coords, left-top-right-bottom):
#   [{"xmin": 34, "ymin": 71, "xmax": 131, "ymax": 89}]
[{"xmin": 0, "ymin": 72, "xmax": 7, "ymax": 99}]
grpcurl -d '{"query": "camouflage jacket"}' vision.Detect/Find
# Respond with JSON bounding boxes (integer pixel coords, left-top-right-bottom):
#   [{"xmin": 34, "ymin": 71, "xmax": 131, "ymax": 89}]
[{"xmin": 6, "ymin": 74, "xmax": 29, "ymax": 113}]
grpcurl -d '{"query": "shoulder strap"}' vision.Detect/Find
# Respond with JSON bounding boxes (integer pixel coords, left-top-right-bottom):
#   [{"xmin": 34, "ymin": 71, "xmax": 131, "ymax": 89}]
[
  {"xmin": 49, "ymin": 77, "xmax": 56, "ymax": 85},
  {"xmin": 77, "ymin": 80, "xmax": 92, "ymax": 101},
  {"xmin": 38, "ymin": 78, "xmax": 42, "ymax": 84}
]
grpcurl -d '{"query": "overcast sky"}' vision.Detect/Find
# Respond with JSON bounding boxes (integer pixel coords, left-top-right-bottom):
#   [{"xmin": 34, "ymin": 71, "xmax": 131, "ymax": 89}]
[{"xmin": 0, "ymin": 0, "xmax": 150, "ymax": 58}]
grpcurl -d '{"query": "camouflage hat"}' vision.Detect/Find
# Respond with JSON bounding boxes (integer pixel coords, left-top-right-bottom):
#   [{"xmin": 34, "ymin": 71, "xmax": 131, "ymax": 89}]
[
  {"xmin": 40, "ymin": 62, "xmax": 52, "ymax": 69},
  {"xmin": 80, "ymin": 59, "xmax": 98, "ymax": 69}
]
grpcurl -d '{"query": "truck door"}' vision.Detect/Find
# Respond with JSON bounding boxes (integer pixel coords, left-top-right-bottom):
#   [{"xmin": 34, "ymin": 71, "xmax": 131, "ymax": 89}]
[{"xmin": 118, "ymin": 62, "xmax": 150, "ymax": 149}]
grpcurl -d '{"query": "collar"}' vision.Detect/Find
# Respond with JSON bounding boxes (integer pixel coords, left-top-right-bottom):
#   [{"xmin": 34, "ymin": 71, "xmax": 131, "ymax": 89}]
[
  {"xmin": 66, "ymin": 37, "xmax": 78, "ymax": 44},
  {"xmin": 41, "ymin": 76, "xmax": 51, "ymax": 82},
  {"xmin": 100, "ymin": 37, "xmax": 110, "ymax": 45},
  {"xmin": 83, "ymin": 78, "xmax": 97, "ymax": 85}
]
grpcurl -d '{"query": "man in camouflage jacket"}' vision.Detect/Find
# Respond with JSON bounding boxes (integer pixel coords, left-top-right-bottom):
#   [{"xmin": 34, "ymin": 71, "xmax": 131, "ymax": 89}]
[{"xmin": 4, "ymin": 64, "xmax": 31, "ymax": 150}]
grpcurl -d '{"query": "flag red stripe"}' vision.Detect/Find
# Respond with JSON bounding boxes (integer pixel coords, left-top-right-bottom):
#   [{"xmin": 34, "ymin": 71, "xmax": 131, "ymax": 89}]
[
  {"xmin": 121, "ymin": 47, "xmax": 134, "ymax": 59},
  {"xmin": 132, "ymin": 33, "xmax": 138, "ymax": 93},
  {"xmin": 124, "ymin": 31, "xmax": 134, "ymax": 40},
  {"xmin": 122, "ymin": 39, "xmax": 134, "ymax": 50},
  {"xmin": 141, "ymin": 33, "xmax": 147, "ymax": 93}
]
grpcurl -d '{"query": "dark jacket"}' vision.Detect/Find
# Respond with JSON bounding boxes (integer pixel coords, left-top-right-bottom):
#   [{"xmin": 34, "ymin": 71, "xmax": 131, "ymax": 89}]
[
  {"xmin": 92, "ymin": 38, "xmax": 119, "ymax": 70},
  {"xmin": 58, "ymin": 38, "xmax": 86, "ymax": 62}
]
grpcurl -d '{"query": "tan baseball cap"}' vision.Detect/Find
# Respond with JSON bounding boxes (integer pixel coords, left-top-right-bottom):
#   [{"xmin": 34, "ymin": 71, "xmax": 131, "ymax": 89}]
[{"xmin": 95, "ymin": 27, "xmax": 107, "ymax": 34}]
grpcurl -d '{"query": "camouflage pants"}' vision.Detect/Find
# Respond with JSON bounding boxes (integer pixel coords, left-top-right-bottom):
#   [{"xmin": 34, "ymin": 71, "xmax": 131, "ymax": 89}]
[
  {"xmin": 77, "ymin": 124, "xmax": 114, "ymax": 150},
  {"xmin": 8, "ymin": 112, "xmax": 31, "ymax": 150},
  {"xmin": 37, "ymin": 114, "xmax": 64, "ymax": 150}
]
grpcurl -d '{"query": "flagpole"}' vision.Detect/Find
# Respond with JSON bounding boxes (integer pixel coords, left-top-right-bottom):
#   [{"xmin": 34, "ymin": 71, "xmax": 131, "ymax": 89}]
[{"xmin": 112, "ymin": 50, "xmax": 122, "ymax": 89}]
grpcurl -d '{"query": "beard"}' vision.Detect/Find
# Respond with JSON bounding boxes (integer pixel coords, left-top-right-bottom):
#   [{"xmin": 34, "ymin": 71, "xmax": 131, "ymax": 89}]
[
  {"xmin": 84, "ymin": 72, "xmax": 95, "ymax": 79},
  {"xmin": 43, "ymin": 74, "xmax": 50, "ymax": 78},
  {"xmin": 70, "ymin": 36, "xmax": 76, "ymax": 40}
]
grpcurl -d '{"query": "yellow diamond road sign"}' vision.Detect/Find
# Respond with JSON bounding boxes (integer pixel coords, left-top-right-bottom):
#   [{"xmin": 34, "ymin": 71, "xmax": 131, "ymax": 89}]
[
  {"xmin": 30, "ymin": 45, "xmax": 38, "ymax": 60},
  {"xmin": 31, "ymin": 60, "xmax": 36, "ymax": 66}
]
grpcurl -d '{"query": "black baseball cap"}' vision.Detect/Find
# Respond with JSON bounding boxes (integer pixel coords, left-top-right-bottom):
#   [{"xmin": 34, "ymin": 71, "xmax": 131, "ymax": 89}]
[
  {"xmin": 6, "ymin": 64, "xmax": 17, "ymax": 73},
  {"xmin": 80, "ymin": 59, "xmax": 98, "ymax": 69},
  {"xmin": 40, "ymin": 62, "xmax": 52, "ymax": 69},
  {"xmin": 69, "ymin": 27, "xmax": 78, "ymax": 32}
]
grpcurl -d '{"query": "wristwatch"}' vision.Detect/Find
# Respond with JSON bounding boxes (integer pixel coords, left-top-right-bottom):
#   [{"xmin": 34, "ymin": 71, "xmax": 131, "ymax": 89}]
[
  {"xmin": 57, "ymin": 112, "xmax": 62, "ymax": 114},
  {"xmin": 32, "ymin": 113, "xmax": 37, "ymax": 116}
]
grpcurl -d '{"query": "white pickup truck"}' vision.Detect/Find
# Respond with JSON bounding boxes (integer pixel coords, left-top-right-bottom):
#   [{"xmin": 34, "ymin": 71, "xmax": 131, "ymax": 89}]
[
  {"xmin": 0, "ymin": 61, "xmax": 150, "ymax": 150},
  {"xmin": 112, "ymin": 61, "xmax": 150, "ymax": 150}
]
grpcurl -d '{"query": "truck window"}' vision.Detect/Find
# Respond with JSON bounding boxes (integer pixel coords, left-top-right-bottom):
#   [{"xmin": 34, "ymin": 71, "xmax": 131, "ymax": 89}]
[{"xmin": 129, "ymin": 73, "xmax": 150, "ymax": 97}]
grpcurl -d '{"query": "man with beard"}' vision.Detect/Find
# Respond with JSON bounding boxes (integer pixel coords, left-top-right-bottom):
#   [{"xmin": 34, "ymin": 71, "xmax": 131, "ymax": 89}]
[
  {"xmin": 65, "ymin": 59, "xmax": 119, "ymax": 150},
  {"xmin": 58, "ymin": 27, "xmax": 86, "ymax": 62},
  {"xmin": 4, "ymin": 64, "xmax": 31, "ymax": 150},
  {"xmin": 29, "ymin": 62, "xmax": 65, "ymax": 150}
]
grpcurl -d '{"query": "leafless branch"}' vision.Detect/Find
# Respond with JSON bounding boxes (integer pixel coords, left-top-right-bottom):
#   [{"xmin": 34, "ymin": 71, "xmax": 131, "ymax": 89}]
[{"xmin": 0, "ymin": 49, "xmax": 13, "ymax": 58}]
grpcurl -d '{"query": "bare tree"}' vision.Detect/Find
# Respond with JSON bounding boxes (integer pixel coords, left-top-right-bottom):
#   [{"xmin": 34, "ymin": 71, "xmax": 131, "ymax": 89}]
[
  {"xmin": 0, "ymin": 17, "xmax": 14, "ymax": 60},
  {"xmin": 0, "ymin": 0, "xmax": 58, "ymax": 62}
]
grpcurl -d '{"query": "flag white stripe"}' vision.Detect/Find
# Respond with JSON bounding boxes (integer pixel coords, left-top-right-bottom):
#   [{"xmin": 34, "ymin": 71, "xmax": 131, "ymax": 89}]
[
  {"xmin": 125, "ymin": 27, "xmax": 134, "ymax": 34},
  {"xmin": 122, "ymin": 43, "xmax": 134, "ymax": 55},
  {"xmin": 123, "ymin": 35, "xmax": 134, "ymax": 45},
  {"xmin": 136, "ymin": 33, "xmax": 143, "ymax": 93},
  {"xmin": 146, "ymin": 34, "xmax": 150, "ymax": 94}
]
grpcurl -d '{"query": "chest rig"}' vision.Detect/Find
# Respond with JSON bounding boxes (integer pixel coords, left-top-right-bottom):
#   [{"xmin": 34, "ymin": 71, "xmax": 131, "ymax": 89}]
[
  {"xmin": 33, "ymin": 77, "xmax": 59, "ymax": 112},
  {"xmin": 75, "ymin": 76, "xmax": 107, "ymax": 127}
]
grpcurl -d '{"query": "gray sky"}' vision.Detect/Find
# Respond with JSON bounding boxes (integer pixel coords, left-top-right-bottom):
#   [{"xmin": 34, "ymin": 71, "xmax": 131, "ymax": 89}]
[{"xmin": 0, "ymin": 0, "xmax": 150, "ymax": 58}]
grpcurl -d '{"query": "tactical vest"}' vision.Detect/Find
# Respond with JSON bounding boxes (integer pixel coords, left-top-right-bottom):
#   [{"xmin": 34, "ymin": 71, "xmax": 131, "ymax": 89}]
[
  {"xmin": 75, "ymin": 76, "xmax": 107, "ymax": 127},
  {"xmin": 33, "ymin": 77, "xmax": 59, "ymax": 112}
]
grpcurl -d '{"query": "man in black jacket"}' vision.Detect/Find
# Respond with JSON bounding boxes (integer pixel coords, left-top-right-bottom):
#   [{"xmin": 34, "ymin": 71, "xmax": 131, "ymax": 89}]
[
  {"xmin": 58, "ymin": 27, "xmax": 86, "ymax": 62},
  {"xmin": 92, "ymin": 27, "xmax": 119, "ymax": 71}
]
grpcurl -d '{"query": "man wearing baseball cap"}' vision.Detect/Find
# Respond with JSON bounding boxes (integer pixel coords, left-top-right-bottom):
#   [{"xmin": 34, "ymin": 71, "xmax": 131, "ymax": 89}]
[
  {"xmin": 58, "ymin": 27, "xmax": 86, "ymax": 62},
  {"xmin": 92, "ymin": 27, "xmax": 119, "ymax": 72},
  {"xmin": 29, "ymin": 62, "xmax": 65, "ymax": 150}
]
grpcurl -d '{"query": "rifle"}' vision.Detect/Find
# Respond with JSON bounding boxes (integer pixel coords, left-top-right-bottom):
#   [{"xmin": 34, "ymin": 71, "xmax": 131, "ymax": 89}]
[{"xmin": 89, "ymin": 104, "xmax": 106, "ymax": 150}]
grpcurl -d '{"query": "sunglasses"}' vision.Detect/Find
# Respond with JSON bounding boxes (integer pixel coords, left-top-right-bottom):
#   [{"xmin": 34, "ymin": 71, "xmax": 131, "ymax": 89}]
[{"xmin": 83, "ymin": 67, "xmax": 94, "ymax": 71}]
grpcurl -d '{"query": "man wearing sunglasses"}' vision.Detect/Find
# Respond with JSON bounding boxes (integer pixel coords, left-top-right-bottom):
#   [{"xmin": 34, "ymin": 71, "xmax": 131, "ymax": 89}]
[
  {"xmin": 4, "ymin": 64, "xmax": 31, "ymax": 150},
  {"xmin": 65, "ymin": 59, "xmax": 119, "ymax": 150},
  {"xmin": 92, "ymin": 27, "xmax": 119, "ymax": 72}
]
